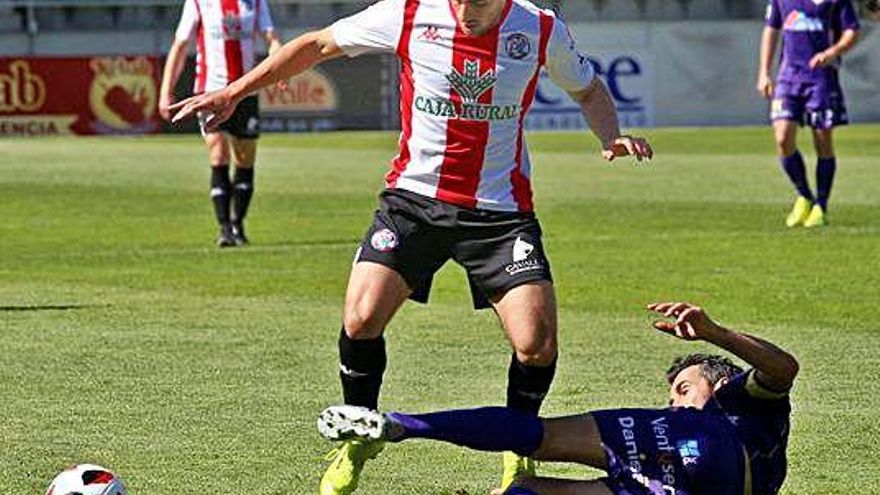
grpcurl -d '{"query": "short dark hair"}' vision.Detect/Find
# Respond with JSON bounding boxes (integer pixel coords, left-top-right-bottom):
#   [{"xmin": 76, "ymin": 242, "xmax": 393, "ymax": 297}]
[{"xmin": 666, "ymin": 353, "xmax": 744, "ymax": 386}]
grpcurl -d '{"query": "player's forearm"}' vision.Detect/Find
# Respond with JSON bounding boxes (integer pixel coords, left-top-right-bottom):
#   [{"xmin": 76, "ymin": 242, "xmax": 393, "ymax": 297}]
[
  {"xmin": 825, "ymin": 29, "xmax": 859, "ymax": 59},
  {"xmin": 705, "ymin": 325, "xmax": 799, "ymax": 390},
  {"xmin": 758, "ymin": 27, "xmax": 778, "ymax": 76},
  {"xmin": 160, "ymin": 41, "xmax": 188, "ymax": 100},
  {"xmin": 575, "ymin": 78, "xmax": 621, "ymax": 149},
  {"xmin": 226, "ymin": 29, "xmax": 337, "ymax": 102}
]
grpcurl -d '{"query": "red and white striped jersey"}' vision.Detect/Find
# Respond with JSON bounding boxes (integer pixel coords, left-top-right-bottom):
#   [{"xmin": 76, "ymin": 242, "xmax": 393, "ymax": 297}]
[
  {"xmin": 175, "ymin": 0, "xmax": 275, "ymax": 94},
  {"xmin": 332, "ymin": 0, "xmax": 594, "ymax": 212}
]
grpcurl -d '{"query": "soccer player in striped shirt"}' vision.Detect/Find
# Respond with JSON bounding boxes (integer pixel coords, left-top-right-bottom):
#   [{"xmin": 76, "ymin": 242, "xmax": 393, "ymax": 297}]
[
  {"xmin": 170, "ymin": 0, "xmax": 653, "ymax": 492},
  {"xmin": 319, "ymin": 302, "xmax": 799, "ymax": 495},
  {"xmin": 756, "ymin": 0, "xmax": 860, "ymax": 228},
  {"xmin": 159, "ymin": 0, "xmax": 282, "ymax": 247}
]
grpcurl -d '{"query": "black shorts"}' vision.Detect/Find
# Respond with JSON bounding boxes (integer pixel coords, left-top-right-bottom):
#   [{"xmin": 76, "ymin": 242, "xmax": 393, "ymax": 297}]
[
  {"xmin": 355, "ymin": 189, "xmax": 553, "ymax": 310},
  {"xmin": 217, "ymin": 95, "xmax": 260, "ymax": 139}
]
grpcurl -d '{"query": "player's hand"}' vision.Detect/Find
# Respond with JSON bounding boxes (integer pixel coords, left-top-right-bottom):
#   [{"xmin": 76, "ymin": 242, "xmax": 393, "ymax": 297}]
[
  {"xmin": 809, "ymin": 50, "xmax": 833, "ymax": 69},
  {"xmin": 756, "ymin": 73, "xmax": 774, "ymax": 99},
  {"xmin": 647, "ymin": 302, "xmax": 722, "ymax": 341},
  {"xmin": 602, "ymin": 135, "xmax": 653, "ymax": 162},
  {"xmin": 158, "ymin": 94, "xmax": 174, "ymax": 122},
  {"xmin": 169, "ymin": 89, "xmax": 236, "ymax": 132}
]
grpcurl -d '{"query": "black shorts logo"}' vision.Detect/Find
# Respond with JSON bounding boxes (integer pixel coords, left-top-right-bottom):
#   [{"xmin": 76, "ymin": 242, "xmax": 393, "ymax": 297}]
[
  {"xmin": 370, "ymin": 228, "xmax": 398, "ymax": 252},
  {"xmin": 505, "ymin": 236, "xmax": 542, "ymax": 276}
]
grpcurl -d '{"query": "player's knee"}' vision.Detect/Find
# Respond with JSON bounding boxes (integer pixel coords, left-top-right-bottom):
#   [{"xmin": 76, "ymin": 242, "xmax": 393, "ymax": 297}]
[
  {"xmin": 774, "ymin": 131, "xmax": 795, "ymax": 155},
  {"xmin": 513, "ymin": 337, "xmax": 557, "ymax": 366},
  {"xmin": 342, "ymin": 303, "xmax": 386, "ymax": 338}
]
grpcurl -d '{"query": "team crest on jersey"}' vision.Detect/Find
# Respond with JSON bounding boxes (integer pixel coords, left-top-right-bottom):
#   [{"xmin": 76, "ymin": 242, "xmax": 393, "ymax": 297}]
[{"xmin": 505, "ymin": 33, "xmax": 531, "ymax": 59}]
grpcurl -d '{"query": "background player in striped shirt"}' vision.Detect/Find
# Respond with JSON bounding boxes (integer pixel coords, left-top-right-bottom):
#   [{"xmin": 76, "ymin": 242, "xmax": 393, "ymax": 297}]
[
  {"xmin": 756, "ymin": 0, "xmax": 860, "ymax": 228},
  {"xmin": 159, "ymin": 0, "xmax": 282, "ymax": 247},
  {"xmin": 169, "ymin": 0, "xmax": 653, "ymax": 492},
  {"xmin": 319, "ymin": 301, "xmax": 799, "ymax": 495}
]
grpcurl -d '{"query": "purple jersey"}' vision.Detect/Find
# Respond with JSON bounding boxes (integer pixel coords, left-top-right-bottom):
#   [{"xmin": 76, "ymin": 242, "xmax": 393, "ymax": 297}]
[
  {"xmin": 704, "ymin": 369, "xmax": 792, "ymax": 495},
  {"xmin": 594, "ymin": 369, "xmax": 792, "ymax": 495},
  {"xmin": 765, "ymin": 0, "xmax": 860, "ymax": 82}
]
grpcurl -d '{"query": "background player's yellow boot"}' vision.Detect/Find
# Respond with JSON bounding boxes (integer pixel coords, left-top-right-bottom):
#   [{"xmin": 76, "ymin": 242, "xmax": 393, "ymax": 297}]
[
  {"xmin": 785, "ymin": 196, "xmax": 812, "ymax": 227},
  {"xmin": 498, "ymin": 451, "xmax": 536, "ymax": 492},
  {"xmin": 320, "ymin": 439, "xmax": 385, "ymax": 495},
  {"xmin": 803, "ymin": 204, "xmax": 827, "ymax": 228}
]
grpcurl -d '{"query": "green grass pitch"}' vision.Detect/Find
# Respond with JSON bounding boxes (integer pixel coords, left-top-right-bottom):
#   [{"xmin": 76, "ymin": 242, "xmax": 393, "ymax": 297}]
[{"xmin": 1, "ymin": 126, "xmax": 879, "ymax": 494}]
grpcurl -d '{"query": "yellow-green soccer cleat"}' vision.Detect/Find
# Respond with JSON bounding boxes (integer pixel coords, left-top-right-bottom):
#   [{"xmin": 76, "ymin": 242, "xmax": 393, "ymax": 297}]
[
  {"xmin": 803, "ymin": 204, "xmax": 827, "ymax": 228},
  {"xmin": 499, "ymin": 451, "xmax": 537, "ymax": 492},
  {"xmin": 319, "ymin": 439, "xmax": 385, "ymax": 495},
  {"xmin": 785, "ymin": 196, "xmax": 813, "ymax": 227}
]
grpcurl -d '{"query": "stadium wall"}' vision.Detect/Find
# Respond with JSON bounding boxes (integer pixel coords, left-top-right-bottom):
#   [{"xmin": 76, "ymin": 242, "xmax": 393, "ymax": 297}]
[{"xmin": 1, "ymin": 22, "xmax": 878, "ymax": 129}]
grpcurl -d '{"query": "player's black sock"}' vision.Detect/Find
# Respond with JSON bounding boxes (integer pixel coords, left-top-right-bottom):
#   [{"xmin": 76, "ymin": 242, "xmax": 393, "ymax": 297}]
[
  {"xmin": 231, "ymin": 166, "xmax": 254, "ymax": 225},
  {"xmin": 780, "ymin": 151, "xmax": 814, "ymax": 201},
  {"xmin": 506, "ymin": 353, "xmax": 557, "ymax": 415},
  {"xmin": 338, "ymin": 327, "xmax": 387, "ymax": 409},
  {"xmin": 210, "ymin": 165, "xmax": 232, "ymax": 226},
  {"xmin": 816, "ymin": 157, "xmax": 836, "ymax": 211}
]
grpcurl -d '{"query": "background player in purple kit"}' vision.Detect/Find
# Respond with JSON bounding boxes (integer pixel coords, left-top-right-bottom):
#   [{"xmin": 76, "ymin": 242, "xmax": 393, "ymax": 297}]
[
  {"xmin": 757, "ymin": 0, "xmax": 860, "ymax": 228},
  {"xmin": 319, "ymin": 301, "xmax": 799, "ymax": 495}
]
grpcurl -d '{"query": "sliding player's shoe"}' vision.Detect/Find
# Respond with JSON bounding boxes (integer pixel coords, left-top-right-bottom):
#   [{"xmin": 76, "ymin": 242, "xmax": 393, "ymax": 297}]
[
  {"xmin": 499, "ymin": 451, "xmax": 537, "ymax": 492},
  {"xmin": 319, "ymin": 439, "xmax": 385, "ymax": 495},
  {"xmin": 785, "ymin": 196, "xmax": 812, "ymax": 227},
  {"xmin": 803, "ymin": 204, "xmax": 827, "ymax": 228}
]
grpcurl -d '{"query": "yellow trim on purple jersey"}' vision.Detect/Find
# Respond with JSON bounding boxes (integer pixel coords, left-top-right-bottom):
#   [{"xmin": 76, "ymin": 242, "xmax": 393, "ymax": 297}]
[{"xmin": 744, "ymin": 369, "xmax": 790, "ymax": 401}]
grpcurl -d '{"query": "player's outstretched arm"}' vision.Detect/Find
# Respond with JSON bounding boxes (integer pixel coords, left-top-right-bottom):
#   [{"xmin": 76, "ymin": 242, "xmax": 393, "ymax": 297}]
[
  {"xmin": 170, "ymin": 27, "xmax": 343, "ymax": 130},
  {"xmin": 569, "ymin": 78, "xmax": 653, "ymax": 162},
  {"xmin": 647, "ymin": 302, "xmax": 799, "ymax": 392}
]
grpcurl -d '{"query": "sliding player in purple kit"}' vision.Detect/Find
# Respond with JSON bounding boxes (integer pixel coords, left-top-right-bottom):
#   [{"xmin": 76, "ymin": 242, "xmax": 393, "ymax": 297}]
[
  {"xmin": 757, "ymin": 0, "xmax": 860, "ymax": 228},
  {"xmin": 319, "ymin": 301, "xmax": 799, "ymax": 495}
]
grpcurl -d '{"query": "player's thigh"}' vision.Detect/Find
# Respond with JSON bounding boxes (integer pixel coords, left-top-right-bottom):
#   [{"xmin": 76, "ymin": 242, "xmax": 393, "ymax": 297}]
[
  {"xmin": 230, "ymin": 137, "xmax": 257, "ymax": 167},
  {"xmin": 493, "ymin": 282, "xmax": 557, "ymax": 364},
  {"xmin": 811, "ymin": 127, "xmax": 834, "ymax": 158},
  {"xmin": 513, "ymin": 477, "xmax": 614, "ymax": 495},
  {"xmin": 345, "ymin": 198, "xmax": 453, "ymax": 337},
  {"xmin": 343, "ymin": 261, "xmax": 411, "ymax": 339},
  {"xmin": 533, "ymin": 413, "xmax": 606, "ymax": 468},
  {"xmin": 204, "ymin": 132, "xmax": 230, "ymax": 165}
]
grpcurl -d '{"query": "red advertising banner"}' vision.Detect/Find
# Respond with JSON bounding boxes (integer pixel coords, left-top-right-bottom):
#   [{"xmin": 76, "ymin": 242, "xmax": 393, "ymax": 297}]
[{"xmin": 0, "ymin": 56, "xmax": 161, "ymax": 137}]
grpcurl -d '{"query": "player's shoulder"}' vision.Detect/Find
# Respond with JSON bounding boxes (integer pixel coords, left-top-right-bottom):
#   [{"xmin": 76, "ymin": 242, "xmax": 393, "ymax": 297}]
[
  {"xmin": 719, "ymin": 369, "xmax": 792, "ymax": 402},
  {"xmin": 511, "ymin": 0, "xmax": 552, "ymax": 15}
]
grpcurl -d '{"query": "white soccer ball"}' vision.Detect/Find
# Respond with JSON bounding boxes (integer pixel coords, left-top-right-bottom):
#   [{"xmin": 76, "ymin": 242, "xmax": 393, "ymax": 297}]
[{"xmin": 45, "ymin": 464, "xmax": 127, "ymax": 495}]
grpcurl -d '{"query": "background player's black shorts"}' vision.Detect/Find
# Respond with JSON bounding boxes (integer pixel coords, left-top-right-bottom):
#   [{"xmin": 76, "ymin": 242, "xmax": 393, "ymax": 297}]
[
  {"xmin": 218, "ymin": 95, "xmax": 260, "ymax": 139},
  {"xmin": 355, "ymin": 188, "xmax": 553, "ymax": 310}
]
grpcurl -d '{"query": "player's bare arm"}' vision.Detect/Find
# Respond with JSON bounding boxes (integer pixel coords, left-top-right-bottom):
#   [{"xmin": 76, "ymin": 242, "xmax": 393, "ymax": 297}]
[
  {"xmin": 158, "ymin": 38, "xmax": 190, "ymax": 121},
  {"xmin": 809, "ymin": 28, "xmax": 859, "ymax": 69},
  {"xmin": 648, "ymin": 302, "xmax": 799, "ymax": 391},
  {"xmin": 569, "ymin": 78, "xmax": 653, "ymax": 162},
  {"xmin": 171, "ymin": 27, "xmax": 343, "ymax": 129},
  {"xmin": 757, "ymin": 26, "xmax": 779, "ymax": 99}
]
